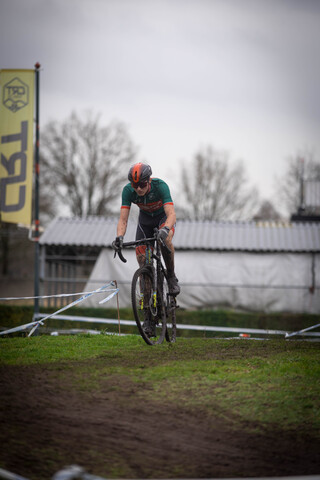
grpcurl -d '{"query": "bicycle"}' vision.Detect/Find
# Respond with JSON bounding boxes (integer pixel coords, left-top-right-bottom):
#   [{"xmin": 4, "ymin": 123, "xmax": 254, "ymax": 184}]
[{"xmin": 112, "ymin": 228, "xmax": 177, "ymax": 345}]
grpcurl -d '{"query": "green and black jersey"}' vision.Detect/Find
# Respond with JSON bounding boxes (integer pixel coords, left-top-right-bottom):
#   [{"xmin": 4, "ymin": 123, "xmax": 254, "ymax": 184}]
[{"xmin": 121, "ymin": 178, "xmax": 173, "ymax": 217}]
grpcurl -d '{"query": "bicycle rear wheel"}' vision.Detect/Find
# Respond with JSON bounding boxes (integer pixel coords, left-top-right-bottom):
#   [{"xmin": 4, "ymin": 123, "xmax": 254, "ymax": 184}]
[
  {"xmin": 161, "ymin": 270, "xmax": 177, "ymax": 343},
  {"xmin": 131, "ymin": 266, "xmax": 167, "ymax": 345}
]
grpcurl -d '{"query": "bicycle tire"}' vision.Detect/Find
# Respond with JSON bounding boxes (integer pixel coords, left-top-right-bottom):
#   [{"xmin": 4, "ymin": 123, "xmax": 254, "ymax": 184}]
[
  {"xmin": 160, "ymin": 270, "xmax": 177, "ymax": 343},
  {"xmin": 131, "ymin": 266, "xmax": 167, "ymax": 345}
]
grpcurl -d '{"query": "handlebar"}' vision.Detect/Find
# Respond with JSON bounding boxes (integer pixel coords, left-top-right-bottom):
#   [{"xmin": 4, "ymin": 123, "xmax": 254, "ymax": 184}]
[
  {"xmin": 112, "ymin": 232, "xmax": 170, "ymax": 263},
  {"xmin": 117, "ymin": 248, "xmax": 127, "ymax": 263},
  {"xmin": 112, "ymin": 236, "xmax": 156, "ymax": 263}
]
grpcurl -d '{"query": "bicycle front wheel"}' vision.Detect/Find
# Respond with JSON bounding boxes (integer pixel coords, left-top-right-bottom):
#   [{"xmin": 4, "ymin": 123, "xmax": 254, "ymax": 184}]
[{"xmin": 131, "ymin": 266, "xmax": 167, "ymax": 345}]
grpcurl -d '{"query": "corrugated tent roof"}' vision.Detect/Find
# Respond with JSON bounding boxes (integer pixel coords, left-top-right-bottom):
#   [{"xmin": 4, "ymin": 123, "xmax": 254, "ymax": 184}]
[{"xmin": 39, "ymin": 216, "xmax": 320, "ymax": 252}]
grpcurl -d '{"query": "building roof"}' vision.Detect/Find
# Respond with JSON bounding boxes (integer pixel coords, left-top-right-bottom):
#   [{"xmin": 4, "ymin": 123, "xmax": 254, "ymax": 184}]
[{"xmin": 39, "ymin": 216, "xmax": 320, "ymax": 253}]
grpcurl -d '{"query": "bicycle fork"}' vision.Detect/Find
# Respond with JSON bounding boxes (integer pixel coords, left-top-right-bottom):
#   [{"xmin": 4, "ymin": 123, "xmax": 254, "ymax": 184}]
[{"xmin": 139, "ymin": 246, "xmax": 157, "ymax": 315}]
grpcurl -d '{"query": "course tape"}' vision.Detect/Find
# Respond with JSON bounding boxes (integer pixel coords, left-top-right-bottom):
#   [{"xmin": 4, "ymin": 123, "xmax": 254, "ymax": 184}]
[
  {"xmin": 0, "ymin": 282, "xmax": 119, "ymax": 337},
  {"xmin": 0, "ymin": 286, "xmax": 115, "ymax": 302}
]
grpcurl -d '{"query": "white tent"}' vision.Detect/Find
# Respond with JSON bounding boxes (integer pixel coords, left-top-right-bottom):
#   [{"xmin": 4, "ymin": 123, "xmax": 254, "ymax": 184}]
[
  {"xmin": 84, "ymin": 248, "xmax": 320, "ymax": 313},
  {"xmin": 39, "ymin": 217, "xmax": 320, "ymax": 313}
]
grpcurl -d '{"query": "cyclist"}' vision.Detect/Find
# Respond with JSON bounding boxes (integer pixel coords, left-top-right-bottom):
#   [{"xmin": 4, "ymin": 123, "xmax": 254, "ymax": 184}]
[{"xmin": 113, "ymin": 163, "xmax": 180, "ymax": 335}]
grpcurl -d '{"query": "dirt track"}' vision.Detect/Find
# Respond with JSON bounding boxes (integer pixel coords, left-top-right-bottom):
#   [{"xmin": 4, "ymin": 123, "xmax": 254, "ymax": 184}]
[{"xmin": 1, "ymin": 357, "xmax": 319, "ymax": 480}]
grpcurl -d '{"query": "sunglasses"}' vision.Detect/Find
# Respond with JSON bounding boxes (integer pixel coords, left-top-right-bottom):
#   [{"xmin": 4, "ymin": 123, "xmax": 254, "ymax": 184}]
[{"xmin": 131, "ymin": 180, "xmax": 148, "ymax": 189}]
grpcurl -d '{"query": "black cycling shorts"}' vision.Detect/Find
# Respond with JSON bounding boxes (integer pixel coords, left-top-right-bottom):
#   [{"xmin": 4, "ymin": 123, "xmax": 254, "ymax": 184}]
[{"xmin": 136, "ymin": 211, "xmax": 167, "ymax": 242}]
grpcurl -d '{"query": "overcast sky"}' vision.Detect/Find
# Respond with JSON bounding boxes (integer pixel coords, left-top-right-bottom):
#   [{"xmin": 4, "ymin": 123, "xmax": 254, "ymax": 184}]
[{"xmin": 1, "ymin": 0, "xmax": 320, "ymax": 211}]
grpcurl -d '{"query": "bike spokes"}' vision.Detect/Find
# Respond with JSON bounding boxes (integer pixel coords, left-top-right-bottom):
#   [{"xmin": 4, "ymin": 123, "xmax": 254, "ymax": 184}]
[{"xmin": 131, "ymin": 266, "xmax": 167, "ymax": 345}]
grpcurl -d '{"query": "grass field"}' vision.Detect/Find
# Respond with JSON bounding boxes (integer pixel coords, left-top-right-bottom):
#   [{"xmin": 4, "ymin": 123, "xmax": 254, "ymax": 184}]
[
  {"xmin": 0, "ymin": 334, "xmax": 320, "ymax": 479},
  {"xmin": 1, "ymin": 334, "xmax": 319, "ymax": 432}
]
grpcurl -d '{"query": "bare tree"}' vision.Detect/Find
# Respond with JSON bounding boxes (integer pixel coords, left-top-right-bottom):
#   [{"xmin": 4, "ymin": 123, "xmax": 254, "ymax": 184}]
[
  {"xmin": 275, "ymin": 151, "xmax": 320, "ymax": 216},
  {"xmin": 40, "ymin": 111, "xmax": 137, "ymax": 218},
  {"xmin": 33, "ymin": 167, "xmax": 57, "ymax": 226},
  {"xmin": 176, "ymin": 146, "xmax": 259, "ymax": 221},
  {"xmin": 252, "ymin": 200, "xmax": 282, "ymax": 221}
]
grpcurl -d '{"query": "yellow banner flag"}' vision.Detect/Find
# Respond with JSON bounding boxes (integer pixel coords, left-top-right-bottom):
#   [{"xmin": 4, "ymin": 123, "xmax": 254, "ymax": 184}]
[{"xmin": 0, "ymin": 69, "xmax": 35, "ymax": 225}]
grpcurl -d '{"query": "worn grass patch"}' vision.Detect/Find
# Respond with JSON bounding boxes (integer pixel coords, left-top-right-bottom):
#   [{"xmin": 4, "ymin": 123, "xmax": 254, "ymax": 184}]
[
  {"xmin": 137, "ymin": 353, "xmax": 320, "ymax": 430},
  {"xmin": 1, "ymin": 335, "xmax": 319, "ymax": 437}
]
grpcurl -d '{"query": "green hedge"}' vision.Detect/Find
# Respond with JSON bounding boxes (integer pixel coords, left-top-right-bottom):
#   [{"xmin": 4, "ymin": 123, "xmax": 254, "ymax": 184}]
[{"xmin": 0, "ymin": 304, "xmax": 319, "ymax": 338}]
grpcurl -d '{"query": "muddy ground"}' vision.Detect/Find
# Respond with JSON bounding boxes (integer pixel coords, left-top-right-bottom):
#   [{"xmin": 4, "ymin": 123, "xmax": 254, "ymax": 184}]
[{"xmin": 0, "ymin": 355, "xmax": 319, "ymax": 480}]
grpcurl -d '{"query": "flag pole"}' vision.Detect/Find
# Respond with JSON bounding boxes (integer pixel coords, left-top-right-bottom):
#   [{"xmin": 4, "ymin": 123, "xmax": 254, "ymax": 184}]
[{"xmin": 33, "ymin": 62, "xmax": 41, "ymax": 326}]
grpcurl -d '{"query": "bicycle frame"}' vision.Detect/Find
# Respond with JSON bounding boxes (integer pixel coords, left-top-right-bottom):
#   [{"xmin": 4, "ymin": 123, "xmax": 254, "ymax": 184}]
[{"xmin": 115, "ymin": 229, "xmax": 165, "ymax": 316}]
